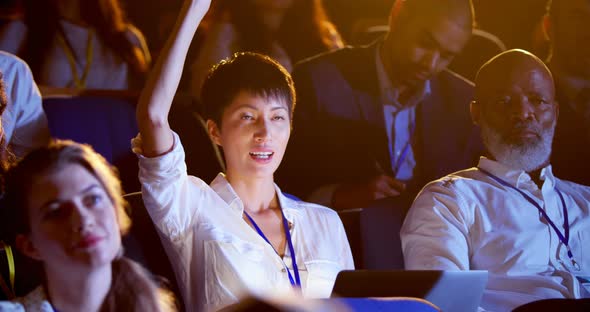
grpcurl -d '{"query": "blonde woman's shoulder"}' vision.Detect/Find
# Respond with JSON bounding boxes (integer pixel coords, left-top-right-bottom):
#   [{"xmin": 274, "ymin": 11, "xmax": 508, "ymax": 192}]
[{"xmin": 0, "ymin": 287, "xmax": 54, "ymax": 312}]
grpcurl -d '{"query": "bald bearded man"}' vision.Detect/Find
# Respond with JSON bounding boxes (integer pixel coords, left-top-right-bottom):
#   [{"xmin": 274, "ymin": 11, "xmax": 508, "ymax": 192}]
[{"xmin": 402, "ymin": 49, "xmax": 590, "ymax": 311}]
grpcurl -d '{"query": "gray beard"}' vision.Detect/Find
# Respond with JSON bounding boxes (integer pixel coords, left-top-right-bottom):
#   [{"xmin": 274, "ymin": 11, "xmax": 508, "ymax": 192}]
[{"xmin": 480, "ymin": 120, "xmax": 555, "ymax": 172}]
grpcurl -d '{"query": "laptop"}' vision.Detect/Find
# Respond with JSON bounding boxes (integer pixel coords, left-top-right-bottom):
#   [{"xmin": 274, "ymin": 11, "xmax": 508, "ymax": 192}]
[{"xmin": 331, "ymin": 270, "xmax": 488, "ymax": 312}]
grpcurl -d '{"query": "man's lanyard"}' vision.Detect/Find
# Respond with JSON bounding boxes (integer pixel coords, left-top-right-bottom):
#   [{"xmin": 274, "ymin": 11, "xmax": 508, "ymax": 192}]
[
  {"xmin": 243, "ymin": 210, "xmax": 301, "ymax": 287},
  {"xmin": 392, "ymin": 118, "xmax": 416, "ymax": 176},
  {"xmin": 478, "ymin": 167, "xmax": 581, "ymax": 271},
  {"xmin": 56, "ymin": 25, "xmax": 94, "ymax": 89}
]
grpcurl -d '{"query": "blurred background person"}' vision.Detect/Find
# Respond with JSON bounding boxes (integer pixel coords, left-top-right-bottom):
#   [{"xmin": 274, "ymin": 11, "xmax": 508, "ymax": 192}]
[
  {"xmin": 0, "ymin": 0, "xmax": 151, "ymax": 91},
  {"xmin": 0, "ymin": 140, "xmax": 173, "ymax": 311},
  {"xmin": 0, "ymin": 51, "xmax": 49, "ymax": 301},
  {"xmin": 0, "ymin": 69, "xmax": 12, "ymax": 172},
  {"xmin": 473, "ymin": 0, "xmax": 547, "ymax": 51},
  {"xmin": 278, "ymin": 0, "xmax": 481, "ymax": 210},
  {"xmin": 545, "ymin": 0, "xmax": 590, "ymax": 187},
  {"xmin": 187, "ymin": 0, "xmax": 343, "ymax": 103},
  {"xmin": 0, "ymin": 51, "xmax": 49, "ymax": 159}
]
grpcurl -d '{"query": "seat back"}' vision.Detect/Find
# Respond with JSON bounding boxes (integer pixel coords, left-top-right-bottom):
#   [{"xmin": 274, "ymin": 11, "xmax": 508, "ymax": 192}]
[
  {"xmin": 42, "ymin": 95, "xmax": 140, "ymax": 192},
  {"xmin": 338, "ymin": 209, "xmax": 364, "ymax": 269},
  {"xmin": 448, "ymin": 28, "xmax": 507, "ymax": 81},
  {"xmin": 513, "ymin": 298, "xmax": 590, "ymax": 312},
  {"xmin": 337, "ymin": 193, "xmax": 412, "ymax": 270},
  {"xmin": 43, "ymin": 93, "xmax": 225, "ymax": 192},
  {"xmin": 334, "ymin": 297, "xmax": 440, "ymax": 312},
  {"xmin": 122, "ymin": 192, "xmax": 183, "ymax": 310},
  {"xmin": 167, "ymin": 94, "xmax": 223, "ymax": 184},
  {"xmin": 360, "ymin": 193, "xmax": 414, "ymax": 269}
]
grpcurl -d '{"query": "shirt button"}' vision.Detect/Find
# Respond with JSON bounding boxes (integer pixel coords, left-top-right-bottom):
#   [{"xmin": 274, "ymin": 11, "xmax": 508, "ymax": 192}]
[{"xmin": 281, "ymin": 268, "xmax": 286, "ymax": 272}]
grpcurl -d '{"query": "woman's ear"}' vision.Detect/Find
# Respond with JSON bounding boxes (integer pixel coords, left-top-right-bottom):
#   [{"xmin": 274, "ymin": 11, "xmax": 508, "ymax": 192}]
[
  {"xmin": 207, "ymin": 119, "xmax": 223, "ymax": 146},
  {"xmin": 16, "ymin": 234, "xmax": 42, "ymax": 261}
]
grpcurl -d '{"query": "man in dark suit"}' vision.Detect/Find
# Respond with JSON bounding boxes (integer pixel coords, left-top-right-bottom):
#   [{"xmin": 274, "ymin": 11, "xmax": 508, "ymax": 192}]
[
  {"xmin": 545, "ymin": 0, "xmax": 590, "ymax": 187},
  {"xmin": 278, "ymin": 0, "xmax": 483, "ymax": 210}
]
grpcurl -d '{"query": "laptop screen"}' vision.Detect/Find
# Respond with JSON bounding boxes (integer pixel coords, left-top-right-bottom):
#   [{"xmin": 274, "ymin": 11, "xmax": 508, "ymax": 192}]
[{"xmin": 331, "ymin": 270, "xmax": 488, "ymax": 312}]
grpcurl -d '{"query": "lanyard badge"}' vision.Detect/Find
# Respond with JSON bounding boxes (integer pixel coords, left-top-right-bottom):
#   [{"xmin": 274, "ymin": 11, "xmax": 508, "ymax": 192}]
[
  {"xmin": 478, "ymin": 167, "xmax": 580, "ymax": 271},
  {"xmin": 244, "ymin": 210, "xmax": 301, "ymax": 287}
]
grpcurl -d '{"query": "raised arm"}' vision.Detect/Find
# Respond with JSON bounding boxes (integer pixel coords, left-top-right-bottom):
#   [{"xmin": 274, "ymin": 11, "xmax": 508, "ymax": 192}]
[{"xmin": 136, "ymin": 0, "xmax": 211, "ymax": 157}]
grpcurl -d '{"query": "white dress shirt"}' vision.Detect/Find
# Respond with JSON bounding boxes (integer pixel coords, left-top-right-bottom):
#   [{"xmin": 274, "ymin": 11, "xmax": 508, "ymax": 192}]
[
  {"xmin": 0, "ymin": 51, "xmax": 50, "ymax": 157},
  {"xmin": 401, "ymin": 157, "xmax": 590, "ymax": 311},
  {"xmin": 133, "ymin": 132, "xmax": 354, "ymax": 312}
]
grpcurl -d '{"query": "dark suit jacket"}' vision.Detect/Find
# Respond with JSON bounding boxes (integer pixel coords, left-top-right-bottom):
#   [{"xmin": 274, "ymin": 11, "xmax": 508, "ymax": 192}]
[
  {"xmin": 277, "ymin": 42, "xmax": 483, "ymax": 201},
  {"xmin": 551, "ymin": 88, "xmax": 590, "ymax": 187}
]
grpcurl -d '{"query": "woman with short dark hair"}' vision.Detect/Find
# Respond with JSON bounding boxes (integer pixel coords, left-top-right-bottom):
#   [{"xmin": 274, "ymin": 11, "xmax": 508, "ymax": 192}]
[{"xmin": 136, "ymin": 0, "xmax": 353, "ymax": 310}]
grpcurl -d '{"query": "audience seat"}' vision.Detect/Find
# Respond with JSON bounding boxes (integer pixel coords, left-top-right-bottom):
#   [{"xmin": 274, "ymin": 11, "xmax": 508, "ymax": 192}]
[
  {"xmin": 349, "ymin": 18, "xmax": 389, "ymax": 45},
  {"xmin": 338, "ymin": 209, "xmax": 364, "ymax": 269},
  {"xmin": 222, "ymin": 297, "xmax": 440, "ymax": 311},
  {"xmin": 360, "ymin": 193, "xmax": 414, "ymax": 269},
  {"xmin": 448, "ymin": 28, "xmax": 507, "ymax": 81},
  {"xmin": 42, "ymin": 92, "xmax": 224, "ymax": 193},
  {"xmin": 122, "ymin": 191, "xmax": 184, "ymax": 311},
  {"xmin": 335, "ymin": 297, "xmax": 440, "ymax": 312},
  {"xmin": 42, "ymin": 94, "xmax": 140, "ymax": 193},
  {"xmin": 336, "ymin": 193, "xmax": 413, "ymax": 270},
  {"xmin": 513, "ymin": 298, "xmax": 590, "ymax": 312},
  {"xmin": 167, "ymin": 94, "xmax": 223, "ymax": 184}
]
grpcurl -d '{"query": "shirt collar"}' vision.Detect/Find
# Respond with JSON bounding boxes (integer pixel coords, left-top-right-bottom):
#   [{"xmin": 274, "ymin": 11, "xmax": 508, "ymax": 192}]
[
  {"xmin": 375, "ymin": 44, "xmax": 431, "ymax": 109},
  {"xmin": 209, "ymin": 173, "xmax": 298, "ymax": 224},
  {"xmin": 477, "ymin": 157, "xmax": 556, "ymax": 189}
]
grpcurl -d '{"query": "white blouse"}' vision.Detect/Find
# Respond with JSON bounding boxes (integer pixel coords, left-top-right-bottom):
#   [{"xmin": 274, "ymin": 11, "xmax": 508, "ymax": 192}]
[
  {"xmin": 0, "ymin": 287, "xmax": 53, "ymax": 312},
  {"xmin": 133, "ymin": 132, "xmax": 354, "ymax": 312}
]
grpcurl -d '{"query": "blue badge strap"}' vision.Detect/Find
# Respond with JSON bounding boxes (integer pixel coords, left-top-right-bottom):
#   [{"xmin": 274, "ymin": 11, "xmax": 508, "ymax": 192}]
[
  {"xmin": 478, "ymin": 167, "xmax": 580, "ymax": 270},
  {"xmin": 392, "ymin": 118, "xmax": 416, "ymax": 175},
  {"xmin": 244, "ymin": 211, "xmax": 301, "ymax": 287},
  {"xmin": 281, "ymin": 210, "xmax": 301, "ymax": 286}
]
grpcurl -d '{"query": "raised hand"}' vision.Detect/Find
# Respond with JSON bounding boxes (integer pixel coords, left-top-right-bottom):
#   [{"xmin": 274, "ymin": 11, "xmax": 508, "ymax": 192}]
[{"xmin": 136, "ymin": 0, "xmax": 211, "ymax": 157}]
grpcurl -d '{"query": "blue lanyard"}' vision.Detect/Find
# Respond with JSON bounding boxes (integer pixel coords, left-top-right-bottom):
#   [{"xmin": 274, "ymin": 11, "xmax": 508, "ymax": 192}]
[
  {"xmin": 478, "ymin": 167, "xmax": 580, "ymax": 270},
  {"xmin": 244, "ymin": 210, "xmax": 301, "ymax": 287},
  {"xmin": 392, "ymin": 119, "xmax": 416, "ymax": 176}
]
